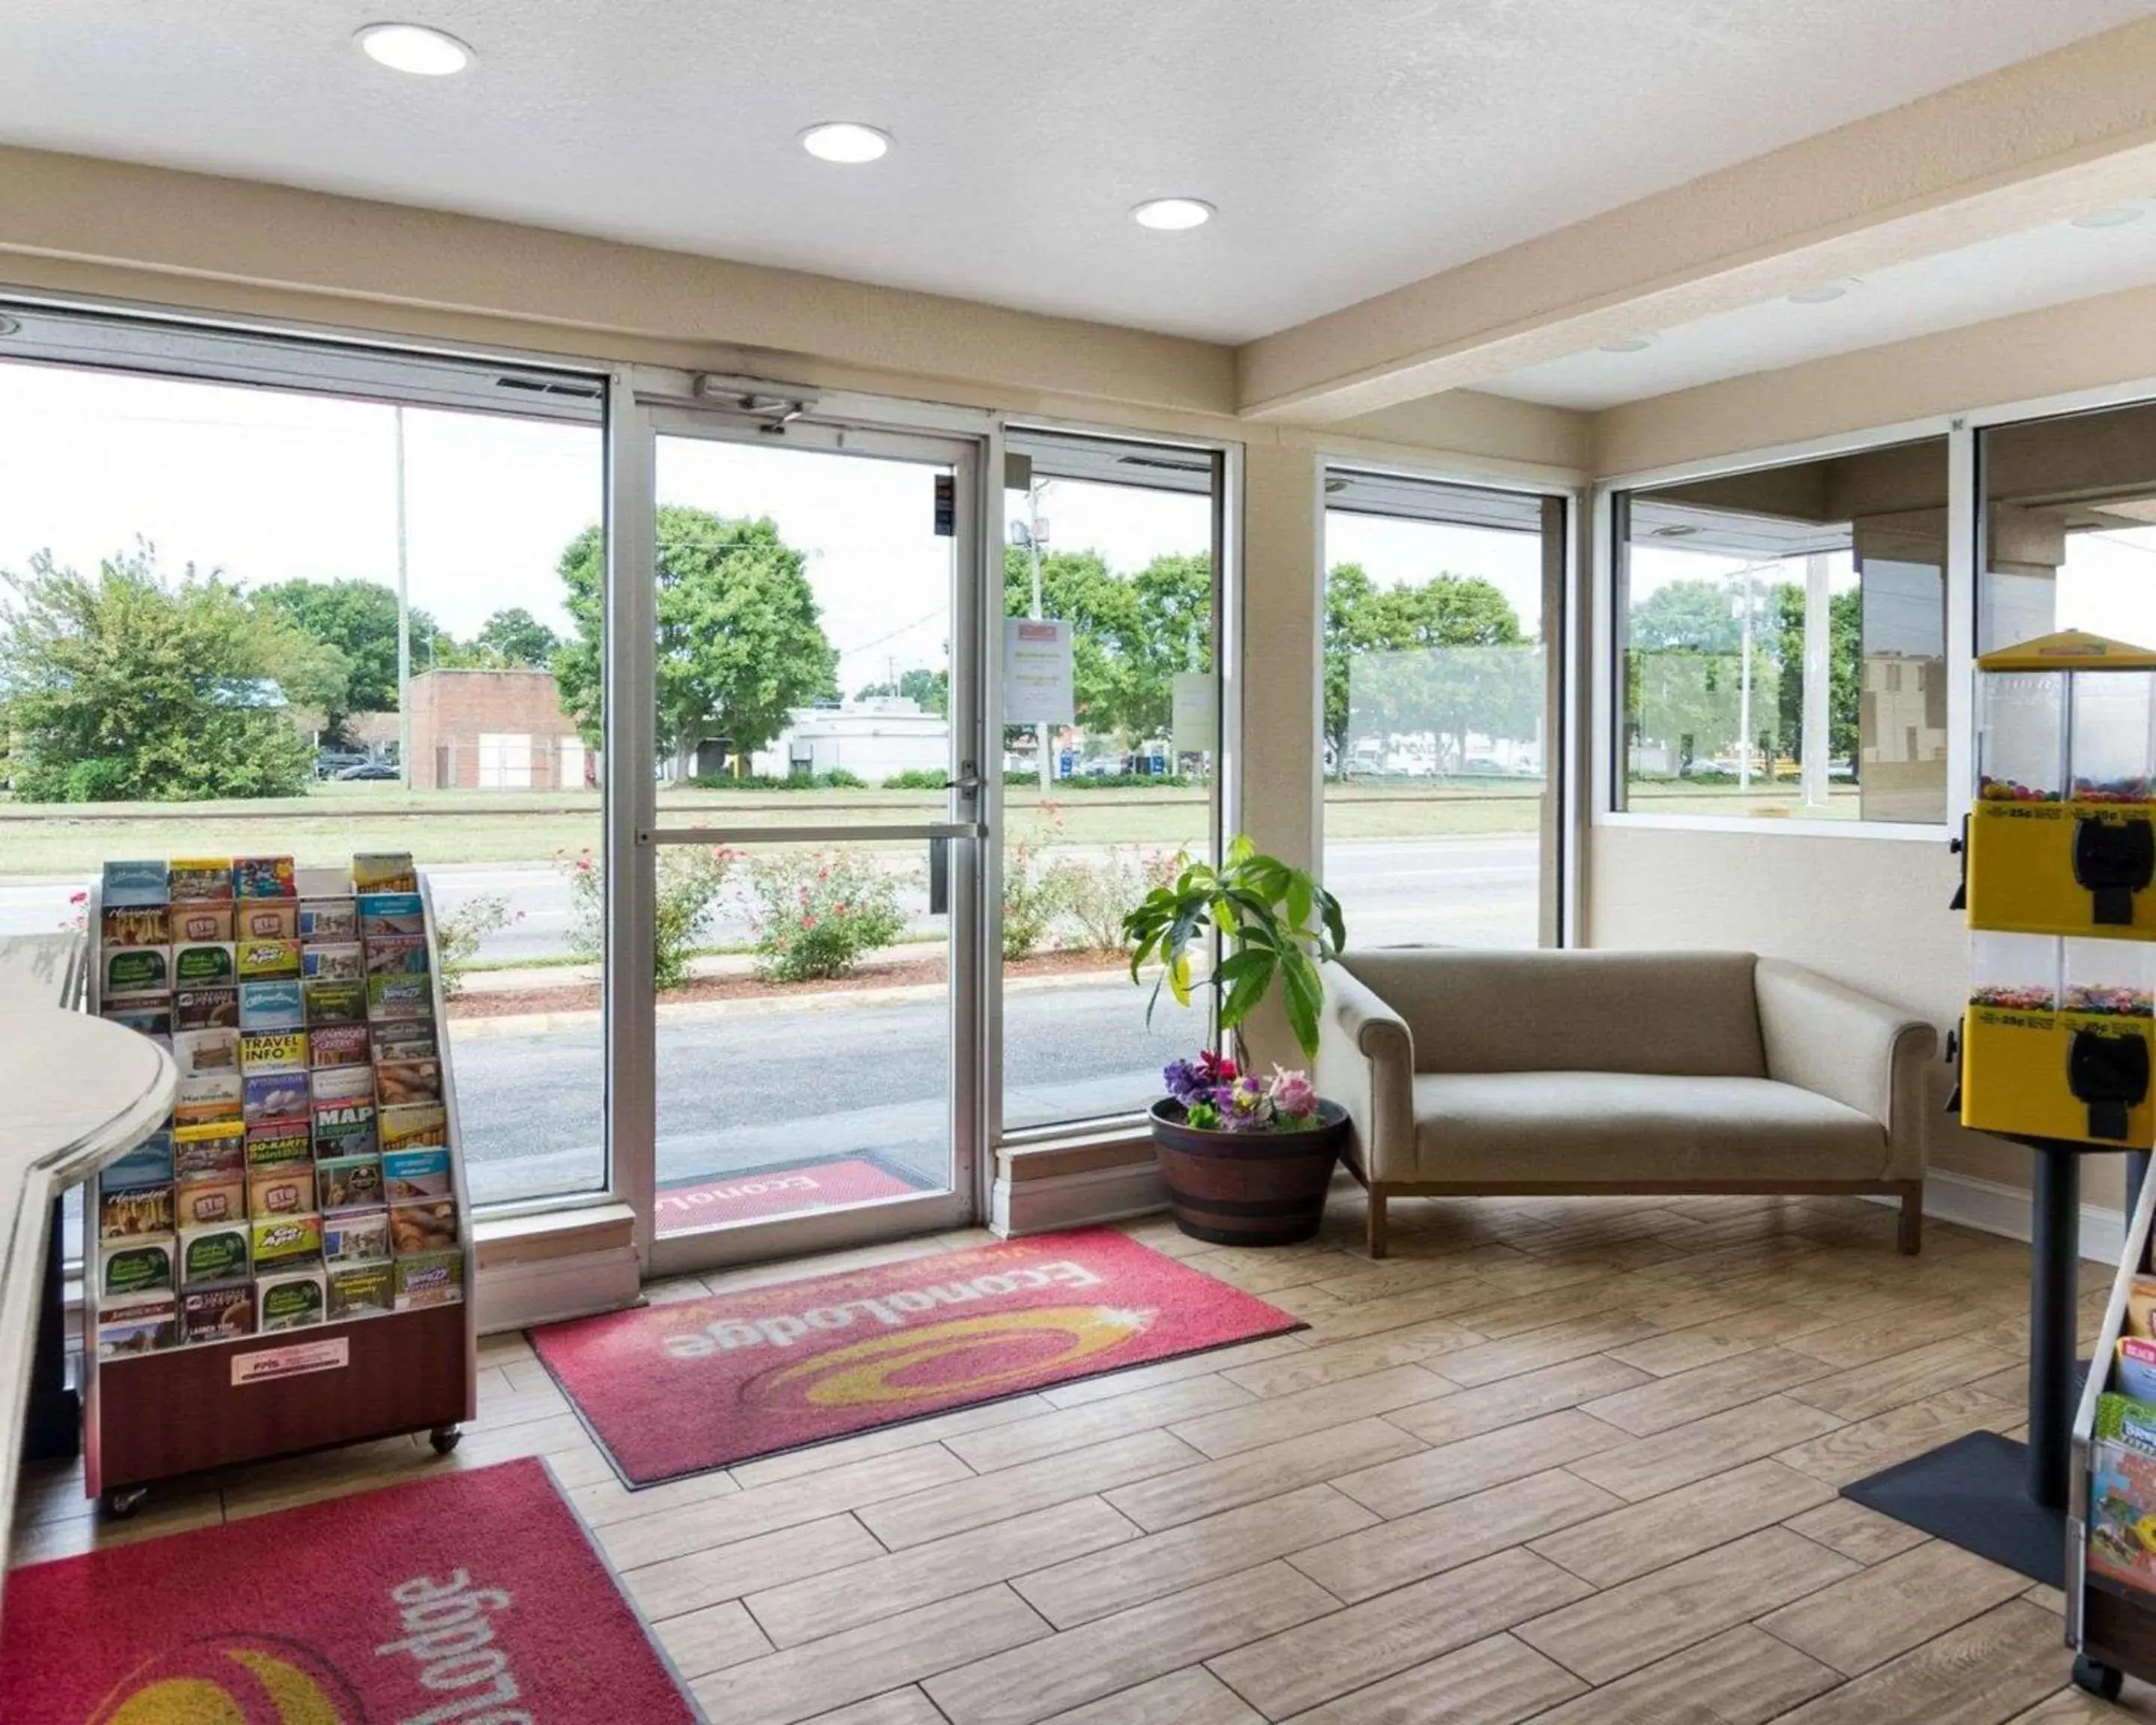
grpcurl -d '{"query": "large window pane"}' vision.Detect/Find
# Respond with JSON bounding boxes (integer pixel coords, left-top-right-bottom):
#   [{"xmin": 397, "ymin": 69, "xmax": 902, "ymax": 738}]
[
  {"xmin": 0, "ymin": 338, "xmax": 606, "ymax": 1218},
  {"xmin": 1322, "ymin": 473, "xmax": 1555, "ymax": 950},
  {"xmin": 1981, "ymin": 402, "xmax": 2156, "ymax": 657},
  {"xmin": 1000, "ymin": 433, "xmax": 1216, "ymax": 1134},
  {"xmin": 1615, "ymin": 436, "xmax": 1949, "ymax": 824}
]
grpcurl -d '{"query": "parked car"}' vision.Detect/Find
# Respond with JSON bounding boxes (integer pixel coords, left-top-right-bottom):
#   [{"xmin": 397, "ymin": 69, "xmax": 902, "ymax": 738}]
[
  {"xmin": 314, "ymin": 749, "xmax": 371, "ymax": 779},
  {"xmin": 335, "ymin": 761, "xmax": 398, "ymax": 781}
]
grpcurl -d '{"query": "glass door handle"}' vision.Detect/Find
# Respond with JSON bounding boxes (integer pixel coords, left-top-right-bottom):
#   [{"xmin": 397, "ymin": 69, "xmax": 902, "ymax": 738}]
[{"xmin": 930, "ymin": 836, "xmax": 950, "ymax": 916}]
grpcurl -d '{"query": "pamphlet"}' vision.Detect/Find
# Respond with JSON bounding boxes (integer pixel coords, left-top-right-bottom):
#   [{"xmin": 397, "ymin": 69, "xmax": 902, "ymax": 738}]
[
  {"xmin": 327, "ymin": 1262, "xmax": 395, "ymax": 1320},
  {"xmin": 173, "ymin": 943, "xmax": 237, "ymax": 988},
  {"xmin": 181, "ymin": 1283, "xmax": 255, "ymax": 1345},
  {"xmin": 352, "ymin": 853, "xmax": 418, "ymax": 893},
  {"xmin": 256, "ymin": 1269, "xmax": 326, "ymax": 1332},
  {"xmin": 103, "ymin": 946, "xmax": 171, "ymax": 1000},
  {"xmin": 98, "ymin": 1296, "xmax": 178, "ymax": 1359},
  {"xmin": 365, "ymin": 973, "xmax": 431, "ymax": 1021},
  {"xmin": 242, "ymin": 1071, "xmax": 310, "ymax": 1122},
  {"xmin": 171, "ymin": 903, "xmax": 236, "ymax": 944},
  {"xmin": 389, "ymin": 1200, "xmax": 458, "ymax": 1254},
  {"xmin": 100, "ymin": 1003, "xmax": 173, "ymax": 1040},
  {"xmin": 312, "ymin": 1101, "xmax": 378, "ymax": 1159},
  {"xmin": 298, "ymin": 898, "xmax": 359, "ymax": 943},
  {"xmin": 317, "ymin": 1154, "xmax": 386, "ymax": 1212},
  {"xmin": 174, "ymin": 987, "xmax": 240, "ymax": 1031},
  {"xmin": 237, "ymin": 901, "xmax": 299, "ymax": 942},
  {"xmin": 102, "ymin": 1131, "xmax": 175, "ymax": 1192},
  {"xmin": 243, "ymin": 1119, "xmax": 313, "ymax": 1168},
  {"xmin": 380, "ymin": 1102, "xmax": 448, "ymax": 1154},
  {"xmin": 100, "ymin": 860, "xmax": 170, "ymax": 907},
  {"xmin": 323, "ymin": 1209, "xmax": 393, "ymax": 1265},
  {"xmin": 249, "ymin": 1211, "xmax": 323, "ymax": 1273},
  {"xmin": 310, "ymin": 1063, "xmax": 376, "ymax": 1104},
  {"xmin": 179, "ymin": 1222, "xmax": 250, "ymax": 1289},
  {"xmin": 382, "ymin": 1147, "xmax": 452, "ymax": 1202},
  {"xmin": 100, "ymin": 1238, "xmax": 175, "ymax": 1301},
  {"xmin": 374, "ymin": 1058, "xmax": 443, "ymax": 1107},
  {"xmin": 392, "ymin": 1250, "xmax": 464, "ymax": 1310},
  {"xmin": 102, "ymin": 905, "xmax": 169, "ymax": 948},
  {"xmin": 246, "ymin": 1164, "xmax": 313, "ymax": 1220},
  {"xmin": 302, "ymin": 943, "xmax": 365, "ymax": 981},
  {"xmin": 173, "ymin": 1120, "xmax": 246, "ymax": 1178},
  {"xmin": 174, "ymin": 1173, "xmax": 246, "ymax": 1228},
  {"xmin": 365, "ymin": 937, "xmax": 430, "ymax": 976},
  {"xmin": 237, "ymin": 980, "xmax": 305, "ymax": 1032},
  {"xmin": 100, "ymin": 1184, "xmax": 174, "ymax": 1243},
  {"xmin": 304, "ymin": 978, "xmax": 368, "ymax": 1026},
  {"xmin": 357, "ymin": 892, "xmax": 425, "ymax": 938},
  {"xmin": 234, "ymin": 856, "xmax": 298, "ymax": 898},
  {"xmin": 238, "ymin": 1029, "xmax": 308, "ymax": 1074},
  {"xmin": 168, "ymin": 858, "xmax": 236, "ymax": 903},
  {"xmin": 307, "ymin": 1023, "xmax": 372, "ymax": 1068}
]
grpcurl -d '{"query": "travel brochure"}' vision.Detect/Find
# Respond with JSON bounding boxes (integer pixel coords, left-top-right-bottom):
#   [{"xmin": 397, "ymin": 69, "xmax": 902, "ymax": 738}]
[{"xmin": 91, "ymin": 851, "xmax": 466, "ymax": 1360}]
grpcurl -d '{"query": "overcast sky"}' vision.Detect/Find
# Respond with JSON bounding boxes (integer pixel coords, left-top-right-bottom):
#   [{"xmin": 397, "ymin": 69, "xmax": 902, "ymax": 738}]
[{"xmin": 1, "ymin": 359, "xmax": 1576, "ymax": 689}]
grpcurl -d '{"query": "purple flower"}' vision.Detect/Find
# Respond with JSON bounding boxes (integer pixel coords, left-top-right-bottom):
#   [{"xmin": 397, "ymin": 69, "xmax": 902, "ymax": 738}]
[{"xmin": 1162, "ymin": 1059, "xmax": 1211, "ymax": 1106}]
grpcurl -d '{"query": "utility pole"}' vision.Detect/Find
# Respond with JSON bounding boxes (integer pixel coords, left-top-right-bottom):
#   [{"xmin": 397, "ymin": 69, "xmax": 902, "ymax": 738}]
[
  {"xmin": 1737, "ymin": 562, "xmax": 1755, "ymax": 792},
  {"xmin": 1029, "ymin": 478, "xmax": 1052, "ymax": 794},
  {"xmin": 394, "ymin": 404, "xmax": 412, "ymax": 790}
]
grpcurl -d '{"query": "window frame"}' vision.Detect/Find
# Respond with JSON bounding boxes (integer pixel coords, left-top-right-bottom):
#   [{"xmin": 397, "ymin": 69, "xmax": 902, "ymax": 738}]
[
  {"xmin": 1595, "ymin": 418, "xmax": 1970, "ymax": 844},
  {"xmin": 1314, "ymin": 457, "xmax": 1585, "ymax": 951}
]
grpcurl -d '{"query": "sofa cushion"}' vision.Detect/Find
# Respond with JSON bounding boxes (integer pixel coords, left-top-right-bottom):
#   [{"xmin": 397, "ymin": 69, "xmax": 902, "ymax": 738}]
[
  {"xmin": 1404, "ymin": 1071, "xmax": 1888, "ymax": 1185},
  {"xmin": 1340, "ymin": 949, "xmax": 1765, "ymax": 1079}
]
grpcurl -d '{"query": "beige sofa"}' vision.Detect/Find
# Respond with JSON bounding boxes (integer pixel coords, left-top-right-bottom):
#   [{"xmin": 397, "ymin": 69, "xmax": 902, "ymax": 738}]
[{"xmin": 1315, "ymin": 949, "xmax": 1937, "ymax": 1259}]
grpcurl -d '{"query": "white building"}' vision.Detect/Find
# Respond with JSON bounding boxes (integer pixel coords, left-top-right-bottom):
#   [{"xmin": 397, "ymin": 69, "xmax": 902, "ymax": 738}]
[{"xmin": 751, "ymin": 697, "xmax": 950, "ymax": 782}]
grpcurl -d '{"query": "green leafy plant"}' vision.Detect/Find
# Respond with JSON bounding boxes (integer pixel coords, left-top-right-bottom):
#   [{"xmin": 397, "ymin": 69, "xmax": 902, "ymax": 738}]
[
  {"xmin": 1122, "ymin": 835, "xmax": 1345, "ymax": 1061},
  {"xmin": 746, "ymin": 849, "xmax": 907, "ymax": 983},
  {"xmin": 562, "ymin": 845, "xmax": 737, "ymax": 990}
]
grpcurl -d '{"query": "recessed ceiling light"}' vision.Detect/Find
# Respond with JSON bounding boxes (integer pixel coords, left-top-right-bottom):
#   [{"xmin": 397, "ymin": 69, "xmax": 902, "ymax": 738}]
[
  {"xmin": 1132, "ymin": 198, "xmax": 1214, "ymax": 231},
  {"xmin": 356, "ymin": 22, "xmax": 471, "ymax": 76},
  {"xmin": 1787, "ymin": 279, "xmax": 1860, "ymax": 305},
  {"xmin": 2071, "ymin": 205, "xmax": 2147, "ymax": 230},
  {"xmin": 0, "ymin": 314, "xmax": 19, "ymax": 338},
  {"xmin": 800, "ymin": 122, "xmax": 891, "ymax": 164},
  {"xmin": 1598, "ymin": 335, "xmax": 1656, "ymax": 354}
]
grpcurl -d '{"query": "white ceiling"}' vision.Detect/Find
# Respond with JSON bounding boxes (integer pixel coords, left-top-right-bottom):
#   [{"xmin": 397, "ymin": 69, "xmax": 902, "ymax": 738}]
[
  {"xmin": 1, "ymin": 1, "xmax": 2148, "ymax": 344},
  {"xmin": 1482, "ymin": 208, "xmax": 2156, "ymax": 410}
]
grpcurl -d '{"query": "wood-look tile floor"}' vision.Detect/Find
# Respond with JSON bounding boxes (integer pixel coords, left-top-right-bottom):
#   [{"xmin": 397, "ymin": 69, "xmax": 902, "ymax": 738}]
[{"xmin": 13, "ymin": 1188, "xmax": 2156, "ymax": 1724}]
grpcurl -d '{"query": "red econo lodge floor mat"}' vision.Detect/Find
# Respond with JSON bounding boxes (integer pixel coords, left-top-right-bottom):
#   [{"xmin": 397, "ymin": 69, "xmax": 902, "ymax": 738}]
[
  {"xmin": 0, "ymin": 1458, "xmax": 700, "ymax": 1724},
  {"xmin": 532, "ymin": 1227, "xmax": 1303, "ymax": 1484}
]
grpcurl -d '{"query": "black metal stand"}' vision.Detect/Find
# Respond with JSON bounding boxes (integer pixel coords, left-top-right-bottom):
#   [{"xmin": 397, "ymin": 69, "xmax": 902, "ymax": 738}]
[
  {"xmin": 23, "ymin": 1195, "xmax": 80, "ymax": 1463},
  {"xmin": 1845, "ymin": 1137, "xmax": 2130, "ymax": 1588}
]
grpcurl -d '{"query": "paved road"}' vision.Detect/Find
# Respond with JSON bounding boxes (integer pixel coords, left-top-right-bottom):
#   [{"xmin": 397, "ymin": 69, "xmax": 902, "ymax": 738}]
[{"xmin": 0, "ymin": 833, "xmax": 1536, "ymax": 957}]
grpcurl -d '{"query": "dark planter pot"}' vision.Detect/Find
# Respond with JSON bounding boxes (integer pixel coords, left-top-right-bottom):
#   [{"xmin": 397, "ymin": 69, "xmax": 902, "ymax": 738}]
[{"xmin": 1148, "ymin": 1098, "xmax": 1350, "ymax": 1247}]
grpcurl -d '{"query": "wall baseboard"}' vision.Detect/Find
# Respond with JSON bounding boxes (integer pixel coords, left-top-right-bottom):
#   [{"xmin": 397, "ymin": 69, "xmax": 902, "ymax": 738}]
[
  {"xmin": 1890, "ymin": 1168, "xmax": 2125, "ymax": 1265},
  {"xmin": 993, "ymin": 1159, "xmax": 1168, "ymax": 1237},
  {"xmin": 474, "ymin": 1243, "xmax": 642, "ymax": 1333}
]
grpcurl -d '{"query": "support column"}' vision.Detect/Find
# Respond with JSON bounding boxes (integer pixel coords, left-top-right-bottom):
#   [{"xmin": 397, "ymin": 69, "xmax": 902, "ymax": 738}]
[{"xmin": 1234, "ymin": 442, "xmax": 1322, "ymax": 1071}]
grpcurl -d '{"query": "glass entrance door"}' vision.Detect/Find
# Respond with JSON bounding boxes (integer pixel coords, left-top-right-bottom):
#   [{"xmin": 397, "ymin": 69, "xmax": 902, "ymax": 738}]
[{"xmin": 629, "ymin": 409, "xmax": 985, "ymax": 1273}]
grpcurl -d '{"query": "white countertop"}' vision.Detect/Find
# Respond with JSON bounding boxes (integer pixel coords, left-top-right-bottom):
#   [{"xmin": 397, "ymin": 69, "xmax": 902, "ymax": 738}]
[{"xmin": 0, "ymin": 1006, "xmax": 174, "ymax": 1590}]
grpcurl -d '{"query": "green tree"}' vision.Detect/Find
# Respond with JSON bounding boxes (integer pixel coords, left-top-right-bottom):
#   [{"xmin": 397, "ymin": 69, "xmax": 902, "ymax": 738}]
[
  {"xmin": 252, "ymin": 576, "xmax": 444, "ymax": 732},
  {"xmin": 555, "ymin": 507, "xmax": 836, "ymax": 773},
  {"xmin": 472, "ymin": 606, "xmax": 561, "ymax": 669},
  {"xmin": 1770, "ymin": 584, "xmax": 1863, "ymax": 764},
  {"xmin": 1, "ymin": 547, "xmax": 323, "ymax": 801},
  {"xmin": 1322, "ymin": 565, "xmax": 1525, "ymax": 760},
  {"xmin": 855, "ymin": 667, "xmax": 948, "ymax": 714}
]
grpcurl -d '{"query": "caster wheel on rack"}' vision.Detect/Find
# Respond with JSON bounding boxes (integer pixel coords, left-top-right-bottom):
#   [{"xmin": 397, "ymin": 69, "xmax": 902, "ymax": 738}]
[
  {"xmin": 101, "ymin": 1487, "xmax": 149, "ymax": 1521},
  {"xmin": 2073, "ymin": 1655, "xmax": 2124, "ymax": 1701},
  {"xmin": 430, "ymin": 1425, "xmax": 463, "ymax": 1455}
]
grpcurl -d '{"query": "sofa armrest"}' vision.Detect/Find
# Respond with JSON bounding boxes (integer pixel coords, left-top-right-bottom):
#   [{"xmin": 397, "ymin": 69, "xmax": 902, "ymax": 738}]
[
  {"xmin": 1754, "ymin": 958, "xmax": 1938, "ymax": 1182},
  {"xmin": 1315, "ymin": 962, "xmax": 1416, "ymax": 1183}
]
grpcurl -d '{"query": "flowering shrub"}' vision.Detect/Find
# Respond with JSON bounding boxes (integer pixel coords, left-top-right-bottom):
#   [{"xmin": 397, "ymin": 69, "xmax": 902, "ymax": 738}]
[
  {"xmin": 1162, "ymin": 1053, "xmax": 1323, "ymax": 1133},
  {"xmin": 1058, "ymin": 844, "xmax": 1187, "ymax": 952},
  {"xmin": 746, "ymin": 849, "xmax": 907, "ymax": 983},
  {"xmin": 1001, "ymin": 836, "xmax": 1066, "ymax": 961},
  {"xmin": 436, "ymin": 892, "xmax": 520, "ymax": 1000},
  {"xmin": 562, "ymin": 845, "xmax": 736, "ymax": 991}
]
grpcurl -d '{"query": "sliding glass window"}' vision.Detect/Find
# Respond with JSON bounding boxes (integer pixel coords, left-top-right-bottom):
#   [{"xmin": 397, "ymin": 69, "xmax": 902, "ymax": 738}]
[
  {"xmin": 998, "ymin": 431, "xmax": 1220, "ymax": 1134},
  {"xmin": 0, "ymin": 306, "xmax": 608, "ymax": 1226},
  {"xmin": 1613, "ymin": 436, "xmax": 1949, "ymax": 824},
  {"xmin": 1321, "ymin": 470, "xmax": 1564, "ymax": 949}
]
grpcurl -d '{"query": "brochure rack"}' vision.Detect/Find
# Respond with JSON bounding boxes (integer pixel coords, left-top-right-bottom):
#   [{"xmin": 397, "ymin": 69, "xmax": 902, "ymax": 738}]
[
  {"xmin": 82, "ymin": 859, "xmax": 475, "ymax": 1514},
  {"xmin": 2071, "ymin": 1166, "xmax": 2156, "ymax": 1699}
]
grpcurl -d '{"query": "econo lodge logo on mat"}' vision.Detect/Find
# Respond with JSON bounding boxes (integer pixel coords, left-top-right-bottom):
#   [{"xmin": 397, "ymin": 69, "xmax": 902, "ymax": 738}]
[
  {"xmin": 90, "ymin": 1636, "xmax": 362, "ymax": 1724},
  {"xmin": 751, "ymin": 1303, "xmax": 1155, "ymax": 1407}
]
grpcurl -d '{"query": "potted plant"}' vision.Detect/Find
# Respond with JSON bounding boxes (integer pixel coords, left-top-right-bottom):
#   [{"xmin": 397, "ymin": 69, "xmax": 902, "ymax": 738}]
[{"xmin": 1122, "ymin": 836, "xmax": 1351, "ymax": 1245}]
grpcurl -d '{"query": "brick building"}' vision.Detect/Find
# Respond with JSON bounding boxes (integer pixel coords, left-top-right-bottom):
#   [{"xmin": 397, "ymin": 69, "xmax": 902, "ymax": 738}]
[{"xmin": 406, "ymin": 669, "xmax": 594, "ymax": 791}]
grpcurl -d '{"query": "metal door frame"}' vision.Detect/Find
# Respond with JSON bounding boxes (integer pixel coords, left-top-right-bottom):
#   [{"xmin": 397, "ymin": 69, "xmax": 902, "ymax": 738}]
[{"xmin": 609, "ymin": 383, "xmax": 992, "ymax": 1275}]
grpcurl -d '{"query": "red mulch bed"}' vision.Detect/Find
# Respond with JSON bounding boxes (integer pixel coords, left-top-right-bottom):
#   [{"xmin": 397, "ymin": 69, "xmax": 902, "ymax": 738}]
[{"xmin": 448, "ymin": 946, "xmax": 1124, "ymax": 1019}]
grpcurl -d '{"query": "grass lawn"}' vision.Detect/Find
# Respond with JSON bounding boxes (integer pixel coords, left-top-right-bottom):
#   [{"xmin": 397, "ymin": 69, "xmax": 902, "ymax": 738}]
[{"xmin": 0, "ymin": 775, "xmax": 1858, "ymax": 876}]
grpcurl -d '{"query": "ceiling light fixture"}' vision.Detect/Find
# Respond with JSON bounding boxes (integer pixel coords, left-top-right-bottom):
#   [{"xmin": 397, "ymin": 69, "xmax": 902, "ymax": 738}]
[
  {"xmin": 1132, "ymin": 198, "xmax": 1214, "ymax": 231},
  {"xmin": 2071, "ymin": 205, "xmax": 2147, "ymax": 230},
  {"xmin": 1787, "ymin": 279, "xmax": 1860, "ymax": 305},
  {"xmin": 800, "ymin": 122, "xmax": 891, "ymax": 164},
  {"xmin": 0, "ymin": 314, "xmax": 19, "ymax": 338},
  {"xmin": 356, "ymin": 22, "xmax": 472, "ymax": 76},
  {"xmin": 1598, "ymin": 335, "xmax": 1656, "ymax": 354}
]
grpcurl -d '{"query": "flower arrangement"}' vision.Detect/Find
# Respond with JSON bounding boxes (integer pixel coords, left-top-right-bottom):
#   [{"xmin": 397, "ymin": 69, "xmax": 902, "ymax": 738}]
[{"xmin": 1163, "ymin": 1053, "xmax": 1322, "ymax": 1133}]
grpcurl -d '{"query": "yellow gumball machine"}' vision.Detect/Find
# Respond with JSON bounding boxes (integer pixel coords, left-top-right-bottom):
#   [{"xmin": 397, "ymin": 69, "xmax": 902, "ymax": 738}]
[{"xmin": 1963, "ymin": 631, "xmax": 2156, "ymax": 1148}]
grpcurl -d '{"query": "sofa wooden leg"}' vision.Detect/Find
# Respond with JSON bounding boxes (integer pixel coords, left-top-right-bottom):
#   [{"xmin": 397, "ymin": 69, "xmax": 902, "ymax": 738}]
[
  {"xmin": 1897, "ymin": 1184, "xmax": 1923, "ymax": 1256},
  {"xmin": 1366, "ymin": 1187, "xmax": 1389, "ymax": 1259}
]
